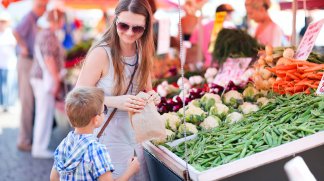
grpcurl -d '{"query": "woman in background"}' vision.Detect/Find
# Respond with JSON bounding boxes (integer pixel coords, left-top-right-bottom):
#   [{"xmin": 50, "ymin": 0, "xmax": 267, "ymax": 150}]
[
  {"xmin": 0, "ymin": 11, "xmax": 17, "ymax": 112},
  {"xmin": 30, "ymin": 9, "xmax": 65, "ymax": 158},
  {"xmin": 245, "ymin": 0, "xmax": 285, "ymax": 47}
]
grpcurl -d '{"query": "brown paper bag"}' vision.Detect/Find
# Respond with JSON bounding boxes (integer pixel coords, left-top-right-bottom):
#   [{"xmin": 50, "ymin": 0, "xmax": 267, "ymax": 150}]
[{"xmin": 130, "ymin": 92, "xmax": 166, "ymax": 143}]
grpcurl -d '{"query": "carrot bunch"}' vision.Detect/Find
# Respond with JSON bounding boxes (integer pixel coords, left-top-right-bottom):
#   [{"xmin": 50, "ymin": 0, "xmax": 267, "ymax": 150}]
[{"xmin": 267, "ymin": 60, "xmax": 324, "ymax": 95}]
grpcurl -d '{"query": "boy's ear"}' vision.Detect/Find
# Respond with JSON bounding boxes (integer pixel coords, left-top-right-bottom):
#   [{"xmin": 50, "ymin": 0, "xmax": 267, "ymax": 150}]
[{"xmin": 92, "ymin": 115, "xmax": 101, "ymax": 127}]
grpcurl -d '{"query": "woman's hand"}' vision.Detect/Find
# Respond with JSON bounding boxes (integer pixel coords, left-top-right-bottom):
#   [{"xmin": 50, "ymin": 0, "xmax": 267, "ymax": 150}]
[
  {"xmin": 117, "ymin": 95, "xmax": 146, "ymax": 113},
  {"xmin": 147, "ymin": 90, "xmax": 161, "ymax": 105}
]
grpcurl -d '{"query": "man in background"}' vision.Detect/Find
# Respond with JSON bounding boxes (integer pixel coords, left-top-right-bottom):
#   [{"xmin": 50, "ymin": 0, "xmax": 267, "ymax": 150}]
[
  {"xmin": 188, "ymin": 4, "xmax": 236, "ymax": 68},
  {"xmin": 13, "ymin": 0, "xmax": 48, "ymax": 152}
]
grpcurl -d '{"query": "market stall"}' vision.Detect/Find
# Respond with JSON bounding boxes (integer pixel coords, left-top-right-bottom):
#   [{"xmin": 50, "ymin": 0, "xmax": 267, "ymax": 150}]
[
  {"xmin": 144, "ymin": 0, "xmax": 324, "ymax": 178},
  {"xmin": 145, "ymin": 45, "xmax": 324, "ymax": 180}
]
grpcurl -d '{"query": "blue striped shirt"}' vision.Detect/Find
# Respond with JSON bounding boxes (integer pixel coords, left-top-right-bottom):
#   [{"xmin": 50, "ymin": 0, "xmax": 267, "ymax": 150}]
[{"xmin": 53, "ymin": 131, "xmax": 114, "ymax": 180}]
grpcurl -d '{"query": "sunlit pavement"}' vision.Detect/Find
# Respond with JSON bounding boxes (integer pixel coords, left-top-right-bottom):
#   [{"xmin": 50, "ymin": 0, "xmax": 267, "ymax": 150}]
[{"xmin": 0, "ymin": 102, "xmax": 70, "ymax": 181}]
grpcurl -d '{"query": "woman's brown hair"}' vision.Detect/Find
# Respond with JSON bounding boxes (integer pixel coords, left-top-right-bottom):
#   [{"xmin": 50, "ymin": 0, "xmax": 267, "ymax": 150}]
[{"xmin": 91, "ymin": 0, "xmax": 154, "ymax": 95}]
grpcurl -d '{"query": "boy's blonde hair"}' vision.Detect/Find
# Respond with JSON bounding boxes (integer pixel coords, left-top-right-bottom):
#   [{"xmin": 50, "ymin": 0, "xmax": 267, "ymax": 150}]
[{"xmin": 65, "ymin": 87, "xmax": 105, "ymax": 127}]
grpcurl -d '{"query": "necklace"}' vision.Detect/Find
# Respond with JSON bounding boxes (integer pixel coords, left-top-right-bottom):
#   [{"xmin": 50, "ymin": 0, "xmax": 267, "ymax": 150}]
[
  {"xmin": 122, "ymin": 54, "xmax": 138, "ymax": 66},
  {"xmin": 121, "ymin": 42, "xmax": 139, "ymax": 66}
]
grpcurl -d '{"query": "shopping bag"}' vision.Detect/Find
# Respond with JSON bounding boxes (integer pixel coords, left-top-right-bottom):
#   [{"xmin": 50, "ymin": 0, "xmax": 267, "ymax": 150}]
[{"xmin": 130, "ymin": 91, "xmax": 166, "ymax": 143}]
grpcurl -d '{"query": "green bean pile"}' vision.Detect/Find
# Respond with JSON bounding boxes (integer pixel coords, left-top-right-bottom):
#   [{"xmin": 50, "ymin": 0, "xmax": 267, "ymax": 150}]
[{"xmin": 171, "ymin": 94, "xmax": 324, "ymax": 171}]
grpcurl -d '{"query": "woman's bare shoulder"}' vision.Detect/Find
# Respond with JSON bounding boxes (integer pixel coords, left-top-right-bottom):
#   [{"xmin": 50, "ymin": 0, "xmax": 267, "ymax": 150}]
[{"xmin": 85, "ymin": 46, "xmax": 109, "ymax": 65}]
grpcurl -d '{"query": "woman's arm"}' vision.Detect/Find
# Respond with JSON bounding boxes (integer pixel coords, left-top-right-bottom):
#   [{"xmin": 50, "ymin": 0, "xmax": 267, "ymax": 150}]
[{"xmin": 75, "ymin": 47, "xmax": 146, "ymax": 112}]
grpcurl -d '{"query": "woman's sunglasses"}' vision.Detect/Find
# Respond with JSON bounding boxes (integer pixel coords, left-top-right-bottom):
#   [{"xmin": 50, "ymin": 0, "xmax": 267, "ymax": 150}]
[{"xmin": 116, "ymin": 19, "xmax": 145, "ymax": 34}]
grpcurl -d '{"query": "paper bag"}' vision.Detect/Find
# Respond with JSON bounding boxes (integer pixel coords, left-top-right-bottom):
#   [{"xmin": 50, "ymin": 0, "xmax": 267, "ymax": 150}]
[{"xmin": 130, "ymin": 92, "xmax": 166, "ymax": 143}]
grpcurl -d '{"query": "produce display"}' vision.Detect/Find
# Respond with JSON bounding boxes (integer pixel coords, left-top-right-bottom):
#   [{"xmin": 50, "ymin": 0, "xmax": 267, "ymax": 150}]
[
  {"xmin": 168, "ymin": 93, "xmax": 324, "ymax": 171},
  {"xmin": 150, "ymin": 39, "xmax": 324, "ymax": 178},
  {"xmin": 157, "ymin": 85, "xmax": 271, "ymax": 144},
  {"xmin": 253, "ymin": 46, "xmax": 324, "ymax": 91},
  {"xmin": 268, "ymin": 60, "xmax": 323, "ymax": 95}
]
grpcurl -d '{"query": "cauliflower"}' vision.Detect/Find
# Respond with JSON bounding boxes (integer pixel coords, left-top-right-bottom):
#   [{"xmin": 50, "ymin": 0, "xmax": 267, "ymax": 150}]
[
  {"xmin": 178, "ymin": 105, "xmax": 206, "ymax": 125},
  {"xmin": 177, "ymin": 77, "xmax": 189, "ymax": 87},
  {"xmin": 200, "ymin": 93, "xmax": 222, "ymax": 111},
  {"xmin": 204, "ymin": 68, "xmax": 218, "ymax": 78},
  {"xmin": 152, "ymin": 129, "xmax": 176, "ymax": 145},
  {"xmin": 200, "ymin": 115, "xmax": 221, "ymax": 130},
  {"xmin": 256, "ymin": 97, "xmax": 270, "ymax": 108},
  {"xmin": 243, "ymin": 86, "xmax": 259, "ymax": 102},
  {"xmin": 189, "ymin": 75, "xmax": 204, "ymax": 85},
  {"xmin": 225, "ymin": 112, "xmax": 244, "ymax": 124},
  {"xmin": 210, "ymin": 103, "xmax": 229, "ymax": 118},
  {"xmin": 157, "ymin": 81, "xmax": 180, "ymax": 97},
  {"xmin": 239, "ymin": 102, "xmax": 260, "ymax": 115},
  {"xmin": 223, "ymin": 90, "xmax": 244, "ymax": 108},
  {"xmin": 188, "ymin": 99, "xmax": 201, "ymax": 108},
  {"xmin": 162, "ymin": 113, "xmax": 181, "ymax": 132},
  {"xmin": 177, "ymin": 123, "xmax": 198, "ymax": 138}
]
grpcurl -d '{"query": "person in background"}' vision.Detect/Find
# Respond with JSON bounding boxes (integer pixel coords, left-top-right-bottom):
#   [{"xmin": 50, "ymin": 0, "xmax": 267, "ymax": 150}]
[
  {"xmin": 29, "ymin": 8, "xmax": 65, "ymax": 158},
  {"xmin": 50, "ymin": 87, "xmax": 140, "ymax": 181},
  {"xmin": 0, "ymin": 11, "xmax": 18, "ymax": 112},
  {"xmin": 189, "ymin": 3, "xmax": 235, "ymax": 68},
  {"xmin": 299, "ymin": 16, "xmax": 313, "ymax": 42},
  {"xmin": 181, "ymin": 0, "xmax": 198, "ymax": 41},
  {"xmin": 245, "ymin": 0, "xmax": 285, "ymax": 47},
  {"xmin": 76, "ymin": 0, "xmax": 161, "ymax": 180},
  {"xmin": 13, "ymin": 0, "xmax": 48, "ymax": 152}
]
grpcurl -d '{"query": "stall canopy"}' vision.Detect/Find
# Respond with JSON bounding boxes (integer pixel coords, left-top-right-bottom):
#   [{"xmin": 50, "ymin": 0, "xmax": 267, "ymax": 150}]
[
  {"xmin": 63, "ymin": 0, "xmax": 178, "ymax": 10},
  {"xmin": 280, "ymin": 0, "xmax": 324, "ymax": 10},
  {"xmin": 1, "ymin": 0, "xmax": 21, "ymax": 8}
]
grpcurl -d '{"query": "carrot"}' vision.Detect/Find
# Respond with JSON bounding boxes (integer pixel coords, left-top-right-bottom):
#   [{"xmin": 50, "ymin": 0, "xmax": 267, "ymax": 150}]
[
  {"xmin": 304, "ymin": 83, "xmax": 319, "ymax": 89},
  {"xmin": 295, "ymin": 79, "xmax": 314, "ymax": 86},
  {"xmin": 290, "ymin": 60, "xmax": 318, "ymax": 67},
  {"xmin": 275, "ymin": 64, "xmax": 297, "ymax": 71},
  {"xmin": 302, "ymin": 72, "xmax": 314, "ymax": 79},
  {"xmin": 287, "ymin": 72, "xmax": 300, "ymax": 80},
  {"xmin": 317, "ymin": 72, "xmax": 324, "ymax": 76},
  {"xmin": 306, "ymin": 74, "xmax": 322, "ymax": 80},
  {"xmin": 304, "ymin": 88, "xmax": 311, "ymax": 94},
  {"xmin": 303, "ymin": 64, "xmax": 324, "ymax": 73},
  {"xmin": 266, "ymin": 67, "xmax": 276, "ymax": 73},
  {"xmin": 285, "ymin": 86, "xmax": 306, "ymax": 92}
]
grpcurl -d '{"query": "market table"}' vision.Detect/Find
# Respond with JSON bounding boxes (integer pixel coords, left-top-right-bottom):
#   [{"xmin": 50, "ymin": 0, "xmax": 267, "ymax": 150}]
[{"xmin": 144, "ymin": 131, "xmax": 324, "ymax": 181}]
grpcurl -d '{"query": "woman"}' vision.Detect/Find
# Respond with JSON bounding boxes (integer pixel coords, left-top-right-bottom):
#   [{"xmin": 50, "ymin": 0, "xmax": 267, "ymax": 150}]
[
  {"xmin": 0, "ymin": 12, "xmax": 17, "ymax": 112},
  {"xmin": 245, "ymin": 0, "xmax": 285, "ymax": 47},
  {"xmin": 30, "ymin": 9, "xmax": 65, "ymax": 158},
  {"xmin": 76, "ymin": 0, "xmax": 160, "ymax": 180}
]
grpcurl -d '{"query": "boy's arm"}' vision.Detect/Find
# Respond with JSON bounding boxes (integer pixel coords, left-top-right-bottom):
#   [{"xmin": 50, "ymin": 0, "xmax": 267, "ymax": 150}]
[
  {"xmin": 98, "ymin": 170, "xmax": 133, "ymax": 181},
  {"xmin": 98, "ymin": 157, "xmax": 139, "ymax": 181},
  {"xmin": 50, "ymin": 167, "xmax": 60, "ymax": 181},
  {"xmin": 98, "ymin": 171, "xmax": 114, "ymax": 181}
]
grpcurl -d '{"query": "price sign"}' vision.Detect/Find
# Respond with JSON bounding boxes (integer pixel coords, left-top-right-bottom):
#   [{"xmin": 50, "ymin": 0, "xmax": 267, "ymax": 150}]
[
  {"xmin": 295, "ymin": 19, "xmax": 324, "ymax": 60},
  {"xmin": 316, "ymin": 74, "xmax": 324, "ymax": 95},
  {"xmin": 213, "ymin": 57, "xmax": 252, "ymax": 87}
]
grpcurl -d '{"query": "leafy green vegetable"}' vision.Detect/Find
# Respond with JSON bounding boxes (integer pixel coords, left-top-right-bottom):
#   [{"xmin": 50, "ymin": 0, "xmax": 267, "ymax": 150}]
[{"xmin": 213, "ymin": 28, "xmax": 262, "ymax": 65}]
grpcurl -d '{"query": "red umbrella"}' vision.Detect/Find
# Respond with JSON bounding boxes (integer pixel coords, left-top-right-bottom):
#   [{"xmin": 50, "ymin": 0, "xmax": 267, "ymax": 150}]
[
  {"xmin": 1, "ymin": 0, "xmax": 21, "ymax": 8},
  {"xmin": 280, "ymin": 0, "xmax": 324, "ymax": 10}
]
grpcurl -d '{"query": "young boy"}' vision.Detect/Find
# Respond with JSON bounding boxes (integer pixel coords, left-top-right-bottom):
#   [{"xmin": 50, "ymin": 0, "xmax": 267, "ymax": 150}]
[{"xmin": 50, "ymin": 87, "xmax": 140, "ymax": 181}]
